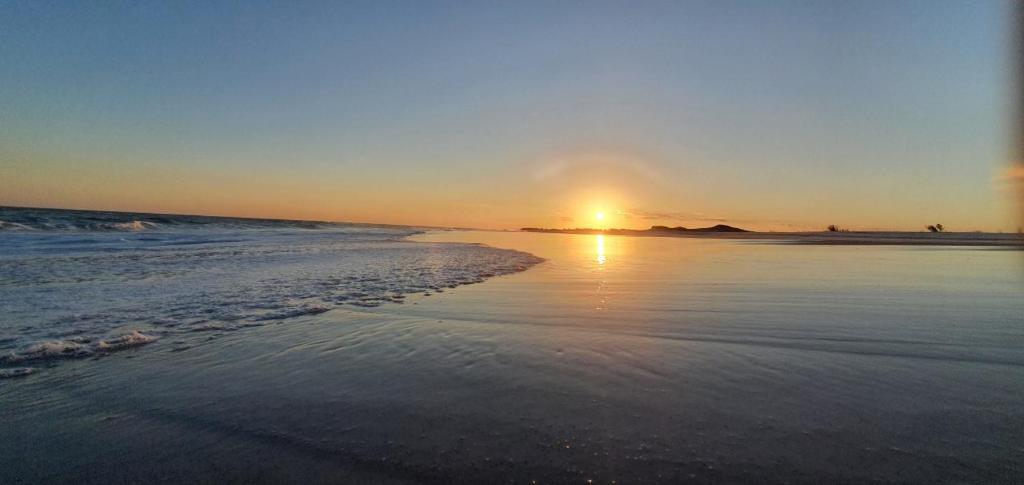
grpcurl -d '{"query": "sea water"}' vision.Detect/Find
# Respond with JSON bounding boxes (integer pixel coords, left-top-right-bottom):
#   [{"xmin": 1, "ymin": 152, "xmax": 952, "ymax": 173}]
[
  {"xmin": 2, "ymin": 216, "xmax": 1022, "ymax": 483},
  {"xmin": 0, "ymin": 207, "xmax": 541, "ymax": 375}
]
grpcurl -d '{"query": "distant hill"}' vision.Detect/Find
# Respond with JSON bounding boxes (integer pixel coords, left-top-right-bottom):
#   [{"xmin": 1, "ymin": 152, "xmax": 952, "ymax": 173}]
[
  {"xmin": 520, "ymin": 224, "xmax": 750, "ymax": 235},
  {"xmin": 648, "ymin": 224, "xmax": 748, "ymax": 233}
]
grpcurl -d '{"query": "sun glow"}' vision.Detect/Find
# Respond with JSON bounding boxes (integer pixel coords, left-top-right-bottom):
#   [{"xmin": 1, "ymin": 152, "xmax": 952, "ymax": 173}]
[{"xmin": 595, "ymin": 212, "xmax": 605, "ymax": 221}]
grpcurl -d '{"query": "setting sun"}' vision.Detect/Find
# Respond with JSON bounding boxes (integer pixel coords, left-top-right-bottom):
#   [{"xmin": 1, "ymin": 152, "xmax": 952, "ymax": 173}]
[{"xmin": 595, "ymin": 212, "xmax": 605, "ymax": 221}]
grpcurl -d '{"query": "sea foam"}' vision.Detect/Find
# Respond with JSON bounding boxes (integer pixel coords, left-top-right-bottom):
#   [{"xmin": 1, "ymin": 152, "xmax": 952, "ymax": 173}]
[
  {"xmin": 0, "ymin": 207, "xmax": 543, "ymax": 375},
  {"xmin": 0, "ymin": 367, "xmax": 36, "ymax": 379},
  {"xmin": 108, "ymin": 220, "xmax": 158, "ymax": 231},
  {"xmin": 0, "ymin": 331, "xmax": 158, "ymax": 365}
]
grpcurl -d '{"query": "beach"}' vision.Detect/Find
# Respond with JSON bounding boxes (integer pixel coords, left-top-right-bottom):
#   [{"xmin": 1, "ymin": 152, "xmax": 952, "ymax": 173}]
[
  {"xmin": 2, "ymin": 1, "xmax": 1018, "ymax": 483},
  {"xmin": 2, "ymin": 224, "xmax": 1022, "ymax": 484}
]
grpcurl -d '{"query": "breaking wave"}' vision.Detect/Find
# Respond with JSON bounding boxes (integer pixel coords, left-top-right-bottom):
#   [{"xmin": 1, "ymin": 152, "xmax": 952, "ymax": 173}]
[
  {"xmin": 109, "ymin": 220, "xmax": 160, "ymax": 231},
  {"xmin": 0, "ymin": 207, "xmax": 364, "ymax": 232},
  {"xmin": 0, "ymin": 331, "xmax": 158, "ymax": 365},
  {"xmin": 0, "ymin": 207, "xmax": 543, "ymax": 376},
  {"xmin": 0, "ymin": 367, "xmax": 35, "ymax": 379}
]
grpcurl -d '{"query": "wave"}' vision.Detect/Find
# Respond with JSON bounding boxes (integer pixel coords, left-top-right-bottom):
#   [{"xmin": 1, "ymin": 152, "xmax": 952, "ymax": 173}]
[
  {"xmin": 0, "ymin": 215, "xmax": 545, "ymax": 378},
  {"xmin": 108, "ymin": 220, "xmax": 160, "ymax": 231},
  {"xmin": 0, "ymin": 207, "xmax": 386, "ymax": 233},
  {"xmin": 0, "ymin": 207, "xmax": 544, "ymax": 379},
  {"xmin": 0, "ymin": 367, "xmax": 35, "ymax": 379},
  {"xmin": 0, "ymin": 331, "xmax": 158, "ymax": 365},
  {"xmin": 0, "ymin": 220, "xmax": 34, "ymax": 230}
]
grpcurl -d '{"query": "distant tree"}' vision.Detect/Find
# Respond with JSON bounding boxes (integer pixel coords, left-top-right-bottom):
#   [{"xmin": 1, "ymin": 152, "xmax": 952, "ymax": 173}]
[
  {"xmin": 936, "ymin": 223, "xmax": 944, "ymax": 232},
  {"xmin": 927, "ymin": 225, "xmax": 938, "ymax": 233},
  {"xmin": 827, "ymin": 224, "xmax": 838, "ymax": 232}
]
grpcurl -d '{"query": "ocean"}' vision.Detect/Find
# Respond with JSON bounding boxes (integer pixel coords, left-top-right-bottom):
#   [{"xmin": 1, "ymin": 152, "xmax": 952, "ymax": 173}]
[
  {"xmin": 1, "ymin": 208, "xmax": 1022, "ymax": 483},
  {"xmin": 0, "ymin": 207, "xmax": 541, "ymax": 376}
]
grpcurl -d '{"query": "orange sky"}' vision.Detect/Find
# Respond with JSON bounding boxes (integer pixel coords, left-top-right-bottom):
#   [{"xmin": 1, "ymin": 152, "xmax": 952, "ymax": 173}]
[
  {"xmin": 3, "ymin": 145, "xmax": 1020, "ymax": 232},
  {"xmin": 1, "ymin": 1, "xmax": 1019, "ymax": 232}
]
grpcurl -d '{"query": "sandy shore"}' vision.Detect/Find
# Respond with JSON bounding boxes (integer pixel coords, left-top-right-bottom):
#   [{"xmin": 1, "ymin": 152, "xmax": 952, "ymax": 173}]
[{"xmin": 2, "ymin": 231, "xmax": 1022, "ymax": 484}]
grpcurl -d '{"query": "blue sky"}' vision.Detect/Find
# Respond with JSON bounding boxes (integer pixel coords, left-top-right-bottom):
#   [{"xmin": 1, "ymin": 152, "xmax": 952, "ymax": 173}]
[{"xmin": 0, "ymin": 1, "xmax": 1015, "ymax": 230}]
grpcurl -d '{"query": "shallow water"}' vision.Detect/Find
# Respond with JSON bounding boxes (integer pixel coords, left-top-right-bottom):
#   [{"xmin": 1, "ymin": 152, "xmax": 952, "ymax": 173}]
[
  {"xmin": 0, "ymin": 208, "xmax": 540, "ymax": 371},
  {"xmin": 2, "ymin": 228, "xmax": 1022, "ymax": 484}
]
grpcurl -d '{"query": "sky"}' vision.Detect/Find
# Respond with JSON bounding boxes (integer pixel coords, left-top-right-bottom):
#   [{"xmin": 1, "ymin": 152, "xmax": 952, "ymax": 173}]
[{"xmin": 0, "ymin": 0, "xmax": 1018, "ymax": 231}]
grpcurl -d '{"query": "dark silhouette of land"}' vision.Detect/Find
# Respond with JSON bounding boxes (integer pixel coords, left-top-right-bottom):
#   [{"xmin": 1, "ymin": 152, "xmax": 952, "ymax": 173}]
[
  {"xmin": 521, "ymin": 224, "xmax": 749, "ymax": 235},
  {"xmin": 519, "ymin": 225, "xmax": 1024, "ymax": 247}
]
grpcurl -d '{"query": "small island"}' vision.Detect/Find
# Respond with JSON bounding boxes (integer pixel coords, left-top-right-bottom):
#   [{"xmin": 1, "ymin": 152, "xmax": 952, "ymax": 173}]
[{"xmin": 521, "ymin": 224, "xmax": 749, "ymax": 235}]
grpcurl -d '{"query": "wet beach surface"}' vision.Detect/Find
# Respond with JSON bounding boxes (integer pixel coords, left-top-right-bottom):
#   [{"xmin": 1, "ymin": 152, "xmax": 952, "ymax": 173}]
[{"xmin": 2, "ymin": 231, "xmax": 1022, "ymax": 484}]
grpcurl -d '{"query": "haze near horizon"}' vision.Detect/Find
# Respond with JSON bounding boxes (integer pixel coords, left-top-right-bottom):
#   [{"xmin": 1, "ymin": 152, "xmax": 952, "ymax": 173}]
[{"xmin": 1, "ymin": 1, "xmax": 1017, "ymax": 231}]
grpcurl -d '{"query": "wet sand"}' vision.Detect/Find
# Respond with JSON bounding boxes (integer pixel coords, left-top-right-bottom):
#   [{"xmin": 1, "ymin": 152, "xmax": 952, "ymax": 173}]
[{"xmin": 2, "ymin": 231, "xmax": 1022, "ymax": 484}]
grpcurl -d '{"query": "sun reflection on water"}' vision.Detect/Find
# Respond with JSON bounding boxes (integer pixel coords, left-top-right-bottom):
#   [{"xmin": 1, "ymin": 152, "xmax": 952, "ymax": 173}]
[{"xmin": 596, "ymin": 234, "xmax": 606, "ymax": 265}]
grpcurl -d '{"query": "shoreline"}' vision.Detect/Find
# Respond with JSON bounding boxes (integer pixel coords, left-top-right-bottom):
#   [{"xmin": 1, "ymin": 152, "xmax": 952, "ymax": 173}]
[
  {"xmin": 4, "ymin": 230, "xmax": 1022, "ymax": 484},
  {"xmin": 519, "ymin": 228, "xmax": 1024, "ymax": 247}
]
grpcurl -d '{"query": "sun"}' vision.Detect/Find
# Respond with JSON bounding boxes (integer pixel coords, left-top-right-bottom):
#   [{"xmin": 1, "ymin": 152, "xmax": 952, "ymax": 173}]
[{"xmin": 595, "ymin": 212, "xmax": 605, "ymax": 221}]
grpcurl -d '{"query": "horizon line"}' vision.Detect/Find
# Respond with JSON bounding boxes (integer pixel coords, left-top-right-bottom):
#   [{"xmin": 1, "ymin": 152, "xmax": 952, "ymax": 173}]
[{"xmin": 1, "ymin": 204, "xmax": 1015, "ymax": 234}]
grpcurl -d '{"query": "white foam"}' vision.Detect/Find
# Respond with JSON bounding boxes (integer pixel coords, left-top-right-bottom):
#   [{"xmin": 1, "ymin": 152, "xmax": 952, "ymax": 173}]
[
  {"xmin": 1, "ymin": 340, "xmax": 92, "ymax": 363},
  {"xmin": 0, "ymin": 367, "xmax": 35, "ymax": 379},
  {"xmin": 94, "ymin": 331, "xmax": 159, "ymax": 351},
  {"xmin": 0, "ymin": 220, "xmax": 34, "ymax": 231},
  {"xmin": 1, "ymin": 331, "xmax": 158, "ymax": 364},
  {"xmin": 1, "ymin": 212, "xmax": 543, "ymax": 375},
  {"xmin": 109, "ymin": 220, "xmax": 158, "ymax": 231}
]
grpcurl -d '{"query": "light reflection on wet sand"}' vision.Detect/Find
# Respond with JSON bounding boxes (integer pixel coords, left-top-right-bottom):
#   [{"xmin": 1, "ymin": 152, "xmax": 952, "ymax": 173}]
[{"xmin": 1, "ymin": 230, "xmax": 1022, "ymax": 484}]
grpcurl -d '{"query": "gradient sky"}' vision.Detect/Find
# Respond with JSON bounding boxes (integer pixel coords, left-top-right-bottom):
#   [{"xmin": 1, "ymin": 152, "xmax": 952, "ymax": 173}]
[{"xmin": 0, "ymin": 1, "xmax": 1017, "ymax": 231}]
